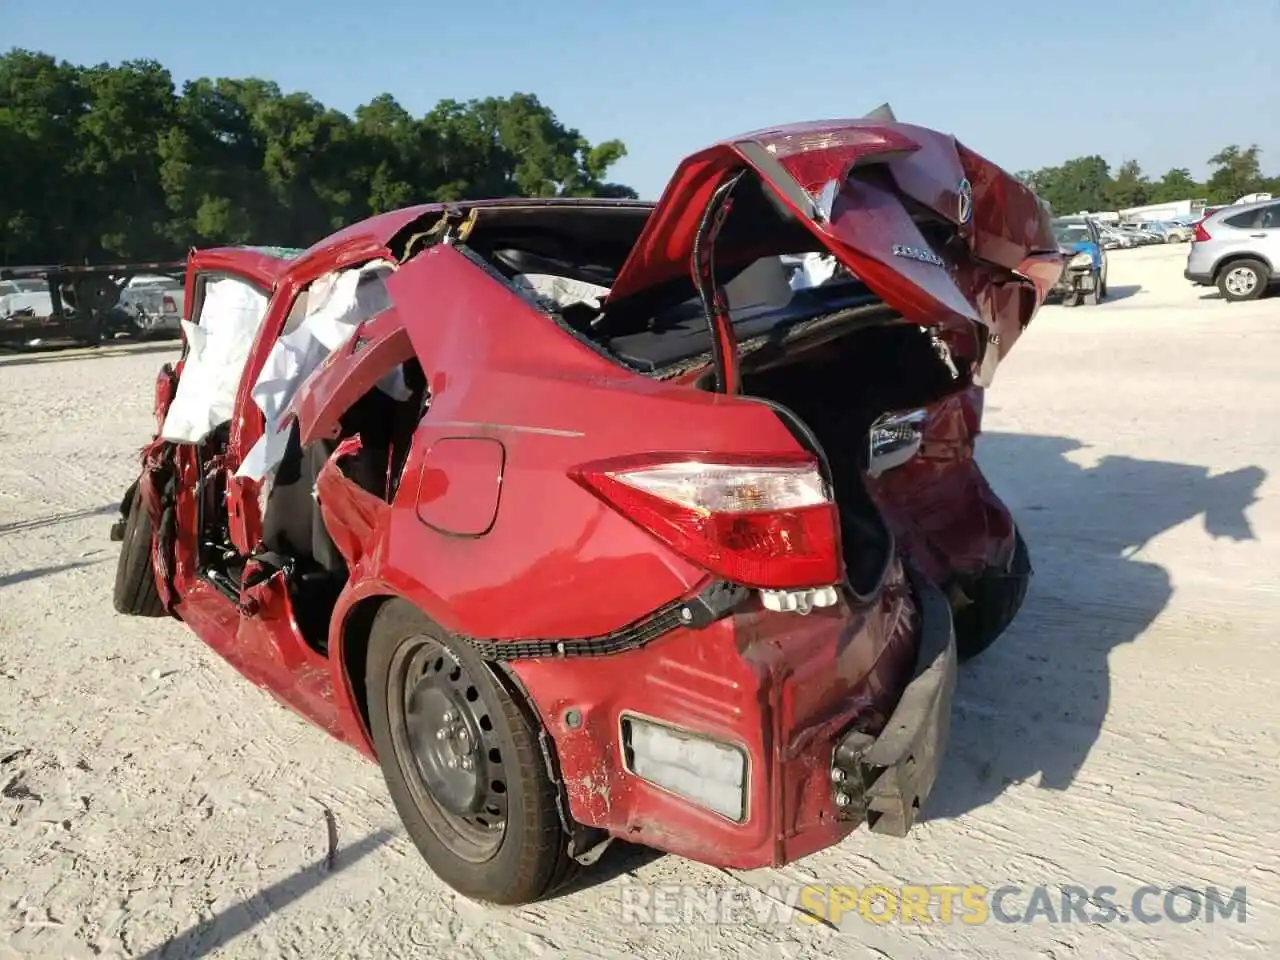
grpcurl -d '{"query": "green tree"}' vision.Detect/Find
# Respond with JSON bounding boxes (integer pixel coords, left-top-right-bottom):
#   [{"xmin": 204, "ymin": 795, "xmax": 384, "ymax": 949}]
[
  {"xmin": 0, "ymin": 49, "xmax": 636, "ymax": 265},
  {"xmin": 1107, "ymin": 159, "xmax": 1151, "ymax": 209},
  {"xmin": 1205, "ymin": 144, "xmax": 1264, "ymax": 204},
  {"xmin": 1017, "ymin": 146, "xmax": 1277, "ymax": 215},
  {"xmin": 1028, "ymin": 156, "xmax": 1113, "ymax": 214},
  {"xmin": 1150, "ymin": 168, "xmax": 1200, "ymax": 204}
]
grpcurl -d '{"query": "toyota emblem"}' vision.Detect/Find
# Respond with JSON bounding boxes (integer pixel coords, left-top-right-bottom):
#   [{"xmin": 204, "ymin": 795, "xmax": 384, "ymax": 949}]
[{"xmin": 957, "ymin": 178, "xmax": 974, "ymax": 225}]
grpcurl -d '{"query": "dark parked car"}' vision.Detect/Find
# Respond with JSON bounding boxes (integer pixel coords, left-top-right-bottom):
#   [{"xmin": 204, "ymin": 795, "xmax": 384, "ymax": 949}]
[{"xmin": 109, "ymin": 114, "xmax": 1062, "ymax": 906}]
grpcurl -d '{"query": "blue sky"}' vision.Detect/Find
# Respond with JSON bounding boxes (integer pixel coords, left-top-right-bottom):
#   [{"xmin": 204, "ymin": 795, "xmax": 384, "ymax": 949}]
[{"xmin": 6, "ymin": 0, "xmax": 1275, "ymax": 199}]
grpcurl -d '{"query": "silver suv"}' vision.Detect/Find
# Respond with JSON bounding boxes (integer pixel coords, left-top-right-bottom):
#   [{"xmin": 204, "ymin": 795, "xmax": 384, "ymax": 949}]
[{"xmin": 1185, "ymin": 200, "xmax": 1280, "ymax": 301}]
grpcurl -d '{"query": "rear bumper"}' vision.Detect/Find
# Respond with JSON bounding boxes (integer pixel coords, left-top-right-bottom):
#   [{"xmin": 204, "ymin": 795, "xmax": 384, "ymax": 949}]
[
  {"xmin": 509, "ymin": 562, "xmax": 956, "ymax": 870},
  {"xmin": 831, "ymin": 568, "xmax": 956, "ymax": 836},
  {"xmin": 1184, "ymin": 268, "xmax": 1213, "ymax": 286}
]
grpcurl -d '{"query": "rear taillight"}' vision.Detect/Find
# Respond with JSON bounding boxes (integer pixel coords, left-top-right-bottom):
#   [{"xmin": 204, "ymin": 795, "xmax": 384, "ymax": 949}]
[
  {"xmin": 573, "ymin": 455, "xmax": 840, "ymax": 589},
  {"xmin": 1193, "ymin": 222, "xmax": 1211, "ymax": 242},
  {"xmin": 162, "ymin": 294, "xmax": 178, "ymax": 313}
]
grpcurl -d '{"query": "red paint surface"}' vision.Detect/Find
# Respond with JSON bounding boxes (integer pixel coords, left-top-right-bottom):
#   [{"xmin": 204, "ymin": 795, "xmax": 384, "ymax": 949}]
[
  {"xmin": 132, "ymin": 117, "xmax": 1055, "ymax": 870},
  {"xmin": 414, "ymin": 437, "xmax": 506, "ymax": 537},
  {"xmin": 867, "ymin": 386, "xmax": 1016, "ymax": 586}
]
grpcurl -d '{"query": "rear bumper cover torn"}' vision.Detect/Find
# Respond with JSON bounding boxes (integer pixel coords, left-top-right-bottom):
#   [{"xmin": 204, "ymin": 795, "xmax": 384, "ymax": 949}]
[{"xmin": 830, "ymin": 568, "xmax": 957, "ymax": 836}]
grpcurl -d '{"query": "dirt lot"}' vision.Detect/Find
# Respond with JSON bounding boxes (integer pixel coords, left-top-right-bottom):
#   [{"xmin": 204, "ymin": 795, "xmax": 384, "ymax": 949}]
[{"xmin": 2, "ymin": 243, "xmax": 1278, "ymax": 959}]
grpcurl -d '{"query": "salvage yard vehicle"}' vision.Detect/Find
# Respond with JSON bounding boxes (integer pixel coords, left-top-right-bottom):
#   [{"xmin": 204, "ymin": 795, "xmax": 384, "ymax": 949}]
[
  {"xmin": 0, "ymin": 261, "xmax": 186, "ymax": 348},
  {"xmin": 118, "ymin": 274, "xmax": 187, "ymax": 335},
  {"xmin": 0, "ymin": 278, "xmax": 54, "ymax": 319},
  {"xmin": 1184, "ymin": 198, "xmax": 1280, "ymax": 302},
  {"xmin": 1049, "ymin": 218, "xmax": 1107, "ymax": 306},
  {"xmin": 109, "ymin": 112, "xmax": 1062, "ymax": 906}
]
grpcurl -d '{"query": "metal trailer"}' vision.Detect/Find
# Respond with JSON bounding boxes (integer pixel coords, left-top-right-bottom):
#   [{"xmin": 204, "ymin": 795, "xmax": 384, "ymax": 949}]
[{"xmin": 0, "ymin": 260, "xmax": 187, "ymax": 349}]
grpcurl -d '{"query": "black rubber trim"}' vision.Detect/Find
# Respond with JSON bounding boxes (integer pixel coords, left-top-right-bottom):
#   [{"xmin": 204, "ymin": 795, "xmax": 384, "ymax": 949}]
[
  {"xmin": 831, "ymin": 565, "xmax": 957, "ymax": 835},
  {"xmin": 459, "ymin": 580, "xmax": 750, "ymax": 661}
]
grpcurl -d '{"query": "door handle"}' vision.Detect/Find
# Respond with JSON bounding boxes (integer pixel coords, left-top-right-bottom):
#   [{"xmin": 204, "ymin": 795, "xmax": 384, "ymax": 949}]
[{"xmin": 1249, "ymin": 233, "xmax": 1267, "ymax": 238}]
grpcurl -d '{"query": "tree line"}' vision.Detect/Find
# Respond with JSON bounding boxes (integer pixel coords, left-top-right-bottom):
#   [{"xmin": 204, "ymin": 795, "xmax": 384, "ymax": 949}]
[
  {"xmin": 5, "ymin": 48, "xmax": 1274, "ymax": 266},
  {"xmin": 0, "ymin": 49, "xmax": 636, "ymax": 266},
  {"xmin": 1017, "ymin": 146, "xmax": 1278, "ymax": 217}
]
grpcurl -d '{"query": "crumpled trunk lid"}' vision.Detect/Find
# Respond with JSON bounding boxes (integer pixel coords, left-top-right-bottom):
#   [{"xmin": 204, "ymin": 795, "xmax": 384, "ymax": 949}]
[{"xmin": 605, "ymin": 116, "xmax": 1063, "ymax": 388}]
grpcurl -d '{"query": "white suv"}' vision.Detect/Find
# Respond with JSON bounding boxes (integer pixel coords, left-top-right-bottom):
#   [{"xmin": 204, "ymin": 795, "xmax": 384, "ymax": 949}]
[{"xmin": 1185, "ymin": 200, "xmax": 1280, "ymax": 302}]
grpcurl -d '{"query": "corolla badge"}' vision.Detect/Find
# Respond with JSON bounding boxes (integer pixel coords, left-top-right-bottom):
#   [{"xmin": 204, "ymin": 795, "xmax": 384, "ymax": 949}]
[
  {"xmin": 891, "ymin": 244, "xmax": 945, "ymax": 266},
  {"xmin": 957, "ymin": 178, "xmax": 973, "ymax": 224}
]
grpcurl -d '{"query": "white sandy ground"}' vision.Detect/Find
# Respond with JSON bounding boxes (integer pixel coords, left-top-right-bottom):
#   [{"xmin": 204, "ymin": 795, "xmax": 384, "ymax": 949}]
[{"xmin": 1, "ymin": 243, "xmax": 1278, "ymax": 959}]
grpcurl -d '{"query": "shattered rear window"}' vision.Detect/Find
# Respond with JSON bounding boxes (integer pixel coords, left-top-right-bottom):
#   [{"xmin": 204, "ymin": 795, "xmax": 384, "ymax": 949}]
[{"xmin": 240, "ymin": 245, "xmax": 306, "ymax": 260}]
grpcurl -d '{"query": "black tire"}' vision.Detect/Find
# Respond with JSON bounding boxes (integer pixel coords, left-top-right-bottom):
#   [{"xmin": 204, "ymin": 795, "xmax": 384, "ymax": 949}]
[
  {"xmin": 952, "ymin": 528, "xmax": 1031, "ymax": 662},
  {"xmin": 112, "ymin": 483, "xmax": 166, "ymax": 617},
  {"xmin": 365, "ymin": 600, "xmax": 576, "ymax": 905},
  {"xmin": 1216, "ymin": 259, "xmax": 1269, "ymax": 302}
]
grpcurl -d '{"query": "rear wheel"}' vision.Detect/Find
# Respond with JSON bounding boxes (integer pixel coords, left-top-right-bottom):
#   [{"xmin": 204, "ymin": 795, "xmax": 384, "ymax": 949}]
[
  {"xmin": 1217, "ymin": 259, "xmax": 1269, "ymax": 302},
  {"xmin": 364, "ymin": 601, "xmax": 576, "ymax": 905},
  {"xmin": 112, "ymin": 483, "xmax": 166, "ymax": 617},
  {"xmin": 952, "ymin": 527, "xmax": 1031, "ymax": 662}
]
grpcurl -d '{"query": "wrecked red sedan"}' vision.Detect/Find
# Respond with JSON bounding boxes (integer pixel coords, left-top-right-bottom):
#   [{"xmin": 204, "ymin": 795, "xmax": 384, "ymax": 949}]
[{"xmin": 110, "ymin": 113, "xmax": 1062, "ymax": 906}]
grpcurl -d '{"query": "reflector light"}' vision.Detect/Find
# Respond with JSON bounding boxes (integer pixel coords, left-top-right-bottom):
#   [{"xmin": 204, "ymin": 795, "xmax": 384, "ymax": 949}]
[{"xmin": 621, "ymin": 716, "xmax": 747, "ymax": 821}]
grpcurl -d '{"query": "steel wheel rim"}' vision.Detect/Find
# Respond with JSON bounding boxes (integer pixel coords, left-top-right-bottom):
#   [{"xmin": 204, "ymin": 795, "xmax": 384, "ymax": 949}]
[
  {"xmin": 1225, "ymin": 268, "xmax": 1257, "ymax": 296},
  {"xmin": 387, "ymin": 636, "xmax": 509, "ymax": 862}
]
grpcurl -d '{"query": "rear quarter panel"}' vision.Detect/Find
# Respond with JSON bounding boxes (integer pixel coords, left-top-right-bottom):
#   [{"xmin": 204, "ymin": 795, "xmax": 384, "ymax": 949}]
[{"xmin": 334, "ymin": 244, "xmax": 818, "ymax": 643}]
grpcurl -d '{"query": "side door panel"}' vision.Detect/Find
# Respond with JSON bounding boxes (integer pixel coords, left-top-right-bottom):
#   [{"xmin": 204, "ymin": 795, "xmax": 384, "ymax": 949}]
[
  {"xmin": 1256, "ymin": 204, "xmax": 1280, "ymax": 269},
  {"xmin": 1215, "ymin": 209, "xmax": 1261, "ymax": 270},
  {"xmin": 225, "ymin": 275, "xmax": 301, "ymax": 556},
  {"xmin": 216, "ymin": 252, "xmax": 400, "ymax": 747},
  {"xmin": 163, "ymin": 268, "xmax": 271, "ymax": 595}
]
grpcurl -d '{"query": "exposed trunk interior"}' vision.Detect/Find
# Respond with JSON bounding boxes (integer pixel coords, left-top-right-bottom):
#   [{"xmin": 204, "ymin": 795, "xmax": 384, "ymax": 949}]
[
  {"xmin": 741, "ymin": 324, "xmax": 963, "ymax": 596},
  {"xmin": 452, "ymin": 171, "xmax": 982, "ymax": 387},
  {"xmin": 449, "ymin": 191, "xmax": 978, "ymax": 597}
]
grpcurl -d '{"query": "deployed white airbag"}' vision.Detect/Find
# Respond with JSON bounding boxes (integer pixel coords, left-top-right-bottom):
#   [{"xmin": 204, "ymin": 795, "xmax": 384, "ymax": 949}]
[
  {"xmin": 160, "ymin": 278, "xmax": 269, "ymax": 444},
  {"xmin": 236, "ymin": 259, "xmax": 408, "ymax": 483},
  {"xmin": 512, "ymin": 273, "xmax": 610, "ymax": 310},
  {"xmin": 788, "ymin": 252, "xmax": 840, "ymax": 290}
]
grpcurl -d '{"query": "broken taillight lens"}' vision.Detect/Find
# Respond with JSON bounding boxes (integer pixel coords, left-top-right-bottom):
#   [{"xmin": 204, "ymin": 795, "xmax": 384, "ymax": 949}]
[{"xmin": 572, "ymin": 455, "xmax": 841, "ymax": 589}]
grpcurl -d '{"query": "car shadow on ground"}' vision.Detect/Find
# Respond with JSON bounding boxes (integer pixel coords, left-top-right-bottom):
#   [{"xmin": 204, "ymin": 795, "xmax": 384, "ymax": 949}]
[
  {"xmin": 0, "ymin": 558, "xmax": 107, "ymax": 589},
  {"xmin": 0, "ymin": 339, "xmax": 179, "ymax": 368},
  {"xmin": 0, "ymin": 503, "xmax": 118, "ymax": 537},
  {"xmin": 134, "ymin": 829, "xmax": 395, "ymax": 960},
  {"xmin": 922, "ymin": 431, "xmax": 1265, "ymax": 821},
  {"xmin": 1198, "ymin": 290, "xmax": 1276, "ymax": 301},
  {"xmin": 1104, "ymin": 283, "xmax": 1142, "ymax": 301}
]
